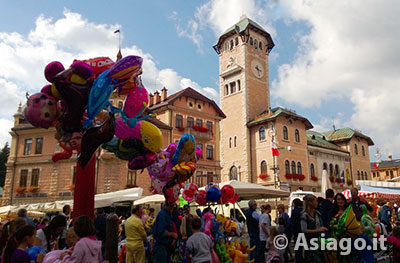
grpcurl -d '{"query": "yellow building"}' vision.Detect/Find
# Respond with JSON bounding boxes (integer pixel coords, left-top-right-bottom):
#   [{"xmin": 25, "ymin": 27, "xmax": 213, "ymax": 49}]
[
  {"xmin": 214, "ymin": 16, "xmax": 374, "ymax": 192},
  {"xmin": 371, "ymin": 155, "xmax": 400, "ymax": 181}
]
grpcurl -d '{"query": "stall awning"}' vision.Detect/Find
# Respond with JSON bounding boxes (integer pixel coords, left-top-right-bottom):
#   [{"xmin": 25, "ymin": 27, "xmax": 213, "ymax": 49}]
[
  {"xmin": 359, "ymin": 184, "xmax": 400, "ymax": 199},
  {"xmin": 342, "ymin": 189, "xmax": 376, "ymax": 199}
]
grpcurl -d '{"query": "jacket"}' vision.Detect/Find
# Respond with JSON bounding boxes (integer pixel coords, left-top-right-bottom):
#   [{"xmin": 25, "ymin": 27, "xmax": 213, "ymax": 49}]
[{"xmin": 62, "ymin": 237, "xmax": 103, "ymax": 263}]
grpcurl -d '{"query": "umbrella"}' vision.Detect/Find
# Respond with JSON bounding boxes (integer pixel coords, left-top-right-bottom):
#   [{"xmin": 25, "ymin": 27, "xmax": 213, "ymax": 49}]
[{"xmin": 321, "ymin": 169, "xmax": 332, "ymax": 194}]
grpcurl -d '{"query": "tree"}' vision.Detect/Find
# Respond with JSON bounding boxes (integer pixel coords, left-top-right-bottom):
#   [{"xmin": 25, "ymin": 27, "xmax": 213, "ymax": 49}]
[{"xmin": 0, "ymin": 142, "xmax": 10, "ymax": 187}]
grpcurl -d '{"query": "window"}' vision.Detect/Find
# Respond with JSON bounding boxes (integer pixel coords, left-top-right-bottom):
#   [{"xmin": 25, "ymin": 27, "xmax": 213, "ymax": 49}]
[
  {"xmin": 187, "ymin": 117, "xmax": 194, "ymax": 128},
  {"xmin": 295, "ymin": 129, "xmax": 300, "ymax": 142},
  {"xmin": 361, "ymin": 171, "xmax": 364, "ymax": 180},
  {"xmin": 297, "ymin": 162, "xmax": 302, "ymax": 175},
  {"xmin": 310, "ymin": 164, "xmax": 315, "ymax": 177},
  {"xmin": 254, "ymin": 39, "xmax": 258, "ymax": 49},
  {"xmin": 127, "ymin": 170, "xmax": 137, "ymax": 186},
  {"xmin": 259, "ymin": 41, "xmax": 262, "ymax": 50},
  {"xmin": 362, "ymin": 145, "xmax": 365, "ymax": 156},
  {"xmin": 35, "ymin": 138, "xmax": 43, "ymax": 154},
  {"xmin": 357, "ymin": 171, "xmax": 360, "ymax": 180},
  {"xmin": 390, "ymin": 170, "xmax": 394, "ymax": 179},
  {"xmin": 72, "ymin": 166, "xmax": 77, "ymax": 184},
  {"xmin": 197, "ymin": 144, "xmax": 203, "ymax": 159},
  {"xmin": 206, "ymin": 145, "xmax": 213, "ymax": 160},
  {"xmin": 229, "ymin": 138, "xmax": 232, "ymax": 148},
  {"xmin": 230, "ymin": 166, "xmax": 238, "ymax": 180},
  {"xmin": 283, "ymin": 126, "xmax": 288, "ymax": 140},
  {"xmin": 237, "ymin": 80, "xmax": 241, "ymax": 91},
  {"xmin": 230, "ymin": 39, "xmax": 234, "ymax": 49},
  {"xmin": 225, "ymin": 85, "xmax": 229, "ymax": 96},
  {"xmin": 386, "ymin": 171, "xmax": 389, "ymax": 178},
  {"xmin": 230, "ymin": 82, "xmax": 236, "ymax": 93},
  {"xmin": 196, "ymin": 171, "xmax": 203, "ymax": 187},
  {"xmin": 250, "ymin": 37, "xmax": 253, "ymax": 45},
  {"xmin": 235, "ymin": 37, "xmax": 239, "ymax": 46},
  {"xmin": 24, "ymin": 139, "xmax": 32, "ymax": 155},
  {"xmin": 31, "ymin": 168, "xmax": 39, "ymax": 186},
  {"xmin": 354, "ymin": 144, "xmax": 358, "ymax": 155},
  {"xmin": 176, "ymin": 115, "xmax": 183, "ymax": 128},
  {"xmin": 323, "ymin": 163, "xmax": 328, "ymax": 170},
  {"xmin": 335, "ymin": 164, "xmax": 340, "ymax": 177},
  {"xmin": 261, "ymin": 161, "xmax": 268, "ymax": 174},
  {"xmin": 234, "ymin": 136, "xmax": 237, "ymax": 147},
  {"xmin": 19, "ymin": 169, "xmax": 28, "ymax": 187},
  {"xmin": 207, "ymin": 121, "xmax": 213, "ymax": 133},
  {"xmin": 291, "ymin": 161, "xmax": 296, "ymax": 174},
  {"xmin": 259, "ymin": 126, "xmax": 266, "ymax": 141},
  {"xmin": 373, "ymin": 172, "xmax": 376, "ymax": 177},
  {"xmin": 196, "ymin": 119, "xmax": 203, "ymax": 127},
  {"xmin": 329, "ymin": 164, "xmax": 333, "ymax": 177},
  {"xmin": 285, "ymin": 160, "xmax": 290, "ymax": 174}
]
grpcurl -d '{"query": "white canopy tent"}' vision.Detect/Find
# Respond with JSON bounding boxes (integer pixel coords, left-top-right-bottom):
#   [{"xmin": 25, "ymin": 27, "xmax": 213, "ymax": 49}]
[
  {"xmin": 133, "ymin": 194, "xmax": 165, "ymax": 205},
  {"xmin": 94, "ymin": 187, "xmax": 143, "ymax": 208}
]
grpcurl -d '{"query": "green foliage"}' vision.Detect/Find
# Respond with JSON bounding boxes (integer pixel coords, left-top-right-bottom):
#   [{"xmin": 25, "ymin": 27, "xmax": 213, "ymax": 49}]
[{"xmin": 0, "ymin": 142, "xmax": 10, "ymax": 187}]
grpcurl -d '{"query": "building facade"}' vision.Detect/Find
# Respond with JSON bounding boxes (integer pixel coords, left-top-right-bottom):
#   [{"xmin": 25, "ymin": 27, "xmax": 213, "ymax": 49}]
[
  {"xmin": 371, "ymin": 155, "xmax": 400, "ymax": 181},
  {"xmin": 214, "ymin": 16, "xmax": 374, "ymax": 192}
]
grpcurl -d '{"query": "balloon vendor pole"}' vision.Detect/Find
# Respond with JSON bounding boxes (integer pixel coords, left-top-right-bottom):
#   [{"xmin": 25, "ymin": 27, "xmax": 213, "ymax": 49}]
[{"xmin": 73, "ymin": 154, "xmax": 96, "ymax": 220}]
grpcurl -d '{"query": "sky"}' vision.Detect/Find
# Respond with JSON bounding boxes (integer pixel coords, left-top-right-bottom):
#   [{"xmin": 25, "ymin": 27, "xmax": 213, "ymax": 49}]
[{"xmin": 0, "ymin": 0, "xmax": 399, "ymax": 161}]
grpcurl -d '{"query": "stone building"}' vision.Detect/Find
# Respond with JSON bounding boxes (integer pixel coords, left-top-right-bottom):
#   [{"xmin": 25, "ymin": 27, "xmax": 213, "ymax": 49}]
[
  {"xmin": 371, "ymin": 155, "xmax": 400, "ymax": 181},
  {"xmin": 214, "ymin": 16, "xmax": 374, "ymax": 192}
]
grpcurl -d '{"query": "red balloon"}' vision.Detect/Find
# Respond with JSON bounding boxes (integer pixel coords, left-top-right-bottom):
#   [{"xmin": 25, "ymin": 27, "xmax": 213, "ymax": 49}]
[
  {"xmin": 221, "ymin": 185, "xmax": 235, "ymax": 200},
  {"xmin": 194, "ymin": 190, "xmax": 207, "ymax": 206}
]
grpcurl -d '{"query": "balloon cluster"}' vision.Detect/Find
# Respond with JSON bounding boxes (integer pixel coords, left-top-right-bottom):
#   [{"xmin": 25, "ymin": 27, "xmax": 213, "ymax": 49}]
[
  {"xmin": 179, "ymin": 182, "xmax": 238, "ymax": 206},
  {"xmin": 24, "ymin": 55, "xmax": 161, "ymax": 170},
  {"xmin": 148, "ymin": 134, "xmax": 202, "ymax": 203}
]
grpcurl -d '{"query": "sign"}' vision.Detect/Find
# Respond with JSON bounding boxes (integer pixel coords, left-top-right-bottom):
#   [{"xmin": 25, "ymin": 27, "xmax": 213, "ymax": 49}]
[{"xmin": 280, "ymin": 182, "xmax": 290, "ymax": 188}]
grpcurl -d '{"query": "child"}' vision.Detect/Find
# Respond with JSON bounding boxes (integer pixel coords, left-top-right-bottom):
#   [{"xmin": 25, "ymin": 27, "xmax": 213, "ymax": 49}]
[
  {"xmin": 3, "ymin": 225, "xmax": 44, "ymax": 263},
  {"xmin": 65, "ymin": 227, "xmax": 78, "ymax": 249},
  {"xmin": 186, "ymin": 217, "xmax": 212, "ymax": 263},
  {"xmin": 387, "ymin": 225, "xmax": 400, "ymax": 263},
  {"xmin": 59, "ymin": 216, "xmax": 102, "ymax": 262},
  {"xmin": 266, "ymin": 226, "xmax": 283, "ymax": 263}
]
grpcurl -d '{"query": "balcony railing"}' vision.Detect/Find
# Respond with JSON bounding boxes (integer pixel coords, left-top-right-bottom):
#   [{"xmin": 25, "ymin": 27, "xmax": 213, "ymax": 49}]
[{"xmin": 184, "ymin": 128, "xmax": 212, "ymax": 141}]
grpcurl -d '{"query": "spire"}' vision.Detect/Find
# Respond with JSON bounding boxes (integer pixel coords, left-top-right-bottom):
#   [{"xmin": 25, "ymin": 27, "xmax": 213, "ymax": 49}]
[{"xmin": 17, "ymin": 102, "xmax": 22, "ymax": 113}]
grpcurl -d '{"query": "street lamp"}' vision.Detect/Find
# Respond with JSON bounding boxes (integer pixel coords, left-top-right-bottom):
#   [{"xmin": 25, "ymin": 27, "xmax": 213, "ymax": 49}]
[{"xmin": 269, "ymin": 125, "xmax": 279, "ymax": 189}]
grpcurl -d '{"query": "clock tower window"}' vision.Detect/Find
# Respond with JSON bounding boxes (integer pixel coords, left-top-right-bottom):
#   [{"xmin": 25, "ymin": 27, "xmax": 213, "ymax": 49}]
[
  {"xmin": 237, "ymin": 80, "xmax": 241, "ymax": 91},
  {"xmin": 224, "ymin": 85, "xmax": 229, "ymax": 96},
  {"xmin": 230, "ymin": 82, "xmax": 236, "ymax": 93}
]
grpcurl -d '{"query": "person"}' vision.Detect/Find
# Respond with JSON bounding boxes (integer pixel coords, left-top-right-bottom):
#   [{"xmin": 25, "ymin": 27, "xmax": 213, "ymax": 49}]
[
  {"xmin": 36, "ymin": 217, "xmax": 49, "ymax": 230},
  {"xmin": 378, "ymin": 199, "xmax": 393, "ymax": 233},
  {"xmin": 286, "ymin": 198, "xmax": 303, "ymax": 263},
  {"xmin": 59, "ymin": 216, "xmax": 102, "ymax": 262},
  {"xmin": 319, "ymin": 189, "xmax": 334, "ymax": 228},
  {"xmin": 152, "ymin": 202, "xmax": 178, "ymax": 263},
  {"xmin": 258, "ymin": 204, "xmax": 271, "ymax": 262},
  {"xmin": 65, "ymin": 227, "xmax": 78, "ymax": 249},
  {"xmin": 186, "ymin": 217, "xmax": 212, "ymax": 263},
  {"xmin": 300, "ymin": 194, "xmax": 328, "ymax": 263},
  {"xmin": 145, "ymin": 208, "xmax": 156, "ymax": 236},
  {"xmin": 387, "ymin": 225, "xmax": 400, "ymax": 262},
  {"xmin": 36, "ymin": 215, "xmax": 67, "ymax": 252},
  {"xmin": 3, "ymin": 225, "xmax": 44, "ymax": 263},
  {"xmin": 17, "ymin": 208, "xmax": 35, "ymax": 227},
  {"xmin": 125, "ymin": 205, "xmax": 147, "ymax": 263},
  {"xmin": 276, "ymin": 204, "xmax": 289, "ymax": 227},
  {"xmin": 94, "ymin": 208, "xmax": 107, "ymax": 258},
  {"xmin": 266, "ymin": 226, "xmax": 283, "ymax": 263},
  {"xmin": 106, "ymin": 206, "xmax": 119, "ymax": 263},
  {"xmin": 59, "ymin": 205, "xmax": 71, "ymax": 250},
  {"xmin": 350, "ymin": 188, "xmax": 373, "ymax": 221},
  {"xmin": 181, "ymin": 204, "xmax": 194, "ymax": 239},
  {"xmin": 0, "ymin": 218, "xmax": 27, "ymax": 255},
  {"xmin": 245, "ymin": 200, "xmax": 260, "ymax": 262}
]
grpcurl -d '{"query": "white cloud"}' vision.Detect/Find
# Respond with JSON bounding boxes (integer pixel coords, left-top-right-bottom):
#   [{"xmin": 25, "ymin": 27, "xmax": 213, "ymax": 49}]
[
  {"xmin": 271, "ymin": 0, "xmax": 400, "ymax": 158},
  {"xmin": 0, "ymin": 10, "xmax": 216, "ymax": 146}
]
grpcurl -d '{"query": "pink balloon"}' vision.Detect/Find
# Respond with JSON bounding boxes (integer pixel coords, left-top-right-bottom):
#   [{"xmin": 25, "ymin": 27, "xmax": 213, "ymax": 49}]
[
  {"xmin": 153, "ymin": 179, "xmax": 167, "ymax": 194},
  {"xmin": 183, "ymin": 183, "xmax": 198, "ymax": 198},
  {"xmin": 195, "ymin": 190, "xmax": 207, "ymax": 206},
  {"xmin": 123, "ymin": 86, "xmax": 149, "ymax": 118},
  {"xmin": 115, "ymin": 118, "xmax": 141, "ymax": 140}
]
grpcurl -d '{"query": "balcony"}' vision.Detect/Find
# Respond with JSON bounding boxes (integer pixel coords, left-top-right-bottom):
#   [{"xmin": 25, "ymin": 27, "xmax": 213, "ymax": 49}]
[{"xmin": 184, "ymin": 127, "xmax": 212, "ymax": 141}]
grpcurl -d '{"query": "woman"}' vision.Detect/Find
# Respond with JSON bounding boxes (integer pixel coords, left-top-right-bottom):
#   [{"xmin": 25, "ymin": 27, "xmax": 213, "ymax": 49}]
[
  {"xmin": 36, "ymin": 215, "xmax": 67, "ymax": 252},
  {"xmin": 330, "ymin": 193, "xmax": 349, "ymax": 226},
  {"xmin": 300, "ymin": 194, "xmax": 328, "ymax": 263}
]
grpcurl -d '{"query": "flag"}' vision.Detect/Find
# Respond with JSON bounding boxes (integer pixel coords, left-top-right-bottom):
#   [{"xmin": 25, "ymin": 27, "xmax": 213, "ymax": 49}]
[
  {"xmin": 272, "ymin": 148, "xmax": 280, "ymax": 156},
  {"xmin": 114, "ymin": 29, "xmax": 120, "ymax": 33},
  {"xmin": 373, "ymin": 163, "xmax": 379, "ymax": 170}
]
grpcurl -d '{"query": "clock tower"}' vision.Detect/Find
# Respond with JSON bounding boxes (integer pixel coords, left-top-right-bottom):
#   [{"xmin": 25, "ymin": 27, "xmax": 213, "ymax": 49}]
[{"xmin": 213, "ymin": 16, "xmax": 274, "ymax": 182}]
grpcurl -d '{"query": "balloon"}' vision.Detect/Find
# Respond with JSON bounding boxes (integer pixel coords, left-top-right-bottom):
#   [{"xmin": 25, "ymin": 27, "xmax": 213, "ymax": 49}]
[
  {"xmin": 78, "ymin": 113, "xmax": 115, "ymax": 168},
  {"xmin": 106, "ymin": 55, "xmax": 143, "ymax": 82},
  {"xmin": 336, "ymin": 204, "xmax": 362, "ymax": 238},
  {"xmin": 147, "ymin": 154, "xmax": 175, "ymax": 182},
  {"xmin": 163, "ymin": 181, "xmax": 181, "ymax": 204},
  {"xmin": 26, "ymin": 246, "xmax": 46, "ymax": 262},
  {"xmin": 203, "ymin": 212, "xmax": 214, "ymax": 240},
  {"xmin": 121, "ymin": 85, "xmax": 149, "ymax": 126},
  {"xmin": 128, "ymin": 152, "xmax": 157, "ymax": 170},
  {"xmin": 153, "ymin": 179, "xmax": 167, "ymax": 194},
  {"xmin": 183, "ymin": 183, "xmax": 198, "ymax": 202},
  {"xmin": 44, "ymin": 61, "xmax": 65, "ymax": 83},
  {"xmin": 101, "ymin": 137, "xmax": 140, "ymax": 161},
  {"xmin": 172, "ymin": 134, "xmax": 197, "ymax": 165},
  {"xmin": 194, "ymin": 190, "xmax": 207, "ymax": 205},
  {"xmin": 221, "ymin": 185, "xmax": 235, "ymax": 200},
  {"xmin": 82, "ymin": 57, "xmax": 115, "ymax": 78},
  {"xmin": 24, "ymin": 91, "xmax": 59, "ymax": 129},
  {"xmin": 52, "ymin": 131, "xmax": 82, "ymax": 162},
  {"xmin": 206, "ymin": 186, "xmax": 221, "ymax": 203},
  {"xmin": 205, "ymin": 182, "xmax": 217, "ymax": 192},
  {"xmin": 172, "ymin": 161, "xmax": 196, "ymax": 183},
  {"xmin": 195, "ymin": 147, "xmax": 202, "ymax": 160}
]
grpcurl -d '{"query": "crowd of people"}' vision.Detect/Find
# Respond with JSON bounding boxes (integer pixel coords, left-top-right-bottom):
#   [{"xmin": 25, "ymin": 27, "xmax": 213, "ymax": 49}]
[{"xmin": 0, "ymin": 187, "xmax": 400, "ymax": 263}]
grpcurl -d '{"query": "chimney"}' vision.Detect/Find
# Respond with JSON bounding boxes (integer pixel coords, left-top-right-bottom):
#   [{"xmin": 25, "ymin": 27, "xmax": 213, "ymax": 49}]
[
  {"xmin": 149, "ymin": 93, "xmax": 154, "ymax": 106},
  {"xmin": 388, "ymin": 154, "xmax": 393, "ymax": 161},
  {"xmin": 161, "ymin": 87, "xmax": 168, "ymax": 101},
  {"xmin": 154, "ymin": 91, "xmax": 161, "ymax": 104}
]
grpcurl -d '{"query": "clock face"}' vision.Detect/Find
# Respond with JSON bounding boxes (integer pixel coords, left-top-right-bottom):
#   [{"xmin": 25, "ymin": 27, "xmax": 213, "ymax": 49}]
[{"xmin": 251, "ymin": 59, "xmax": 264, "ymax": 78}]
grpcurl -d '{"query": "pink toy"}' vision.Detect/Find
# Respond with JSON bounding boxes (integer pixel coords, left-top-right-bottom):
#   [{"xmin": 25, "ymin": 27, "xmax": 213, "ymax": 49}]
[
  {"xmin": 183, "ymin": 183, "xmax": 198, "ymax": 202},
  {"xmin": 196, "ymin": 147, "xmax": 202, "ymax": 160},
  {"xmin": 123, "ymin": 86, "xmax": 149, "ymax": 118},
  {"xmin": 195, "ymin": 190, "xmax": 207, "ymax": 205},
  {"xmin": 153, "ymin": 178, "xmax": 167, "ymax": 194},
  {"xmin": 147, "ymin": 143, "xmax": 177, "ymax": 182},
  {"xmin": 52, "ymin": 131, "xmax": 82, "ymax": 162},
  {"xmin": 24, "ymin": 90, "xmax": 59, "ymax": 129},
  {"xmin": 43, "ymin": 249, "xmax": 69, "ymax": 263},
  {"xmin": 203, "ymin": 212, "xmax": 214, "ymax": 240}
]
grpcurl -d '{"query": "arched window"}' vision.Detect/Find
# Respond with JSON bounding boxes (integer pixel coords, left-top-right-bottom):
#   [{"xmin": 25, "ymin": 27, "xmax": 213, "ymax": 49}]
[
  {"xmin": 254, "ymin": 39, "xmax": 258, "ymax": 49},
  {"xmin": 335, "ymin": 164, "xmax": 340, "ymax": 177},
  {"xmin": 250, "ymin": 37, "xmax": 253, "ymax": 45},
  {"xmin": 362, "ymin": 145, "xmax": 365, "ymax": 156},
  {"xmin": 361, "ymin": 171, "xmax": 364, "ymax": 180},
  {"xmin": 323, "ymin": 163, "xmax": 328, "ymax": 170},
  {"xmin": 310, "ymin": 164, "xmax": 315, "ymax": 177},
  {"xmin": 230, "ymin": 39, "xmax": 234, "ymax": 50},
  {"xmin": 291, "ymin": 161, "xmax": 296, "ymax": 174},
  {"xmin": 295, "ymin": 129, "xmax": 300, "ymax": 142},
  {"xmin": 230, "ymin": 166, "xmax": 238, "ymax": 180},
  {"xmin": 329, "ymin": 164, "xmax": 333, "ymax": 176},
  {"xmin": 225, "ymin": 85, "xmax": 229, "ymax": 96},
  {"xmin": 229, "ymin": 137, "xmax": 232, "ymax": 148},
  {"xmin": 261, "ymin": 161, "xmax": 268, "ymax": 174},
  {"xmin": 259, "ymin": 41, "xmax": 262, "ymax": 50},
  {"xmin": 357, "ymin": 171, "xmax": 360, "ymax": 180},
  {"xmin": 285, "ymin": 160, "xmax": 290, "ymax": 174},
  {"xmin": 283, "ymin": 126, "xmax": 288, "ymax": 140},
  {"xmin": 234, "ymin": 136, "xmax": 237, "ymax": 147},
  {"xmin": 259, "ymin": 126, "xmax": 266, "ymax": 141},
  {"xmin": 354, "ymin": 144, "xmax": 358, "ymax": 155},
  {"xmin": 297, "ymin": 162, "xmax": 302, "ymax": 175}
]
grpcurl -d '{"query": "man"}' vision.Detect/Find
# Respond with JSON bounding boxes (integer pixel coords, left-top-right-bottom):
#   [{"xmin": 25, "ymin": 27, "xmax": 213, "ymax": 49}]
[
  {"xmin": 350, "ymin": 188, "xmax": 374, "ymax": 221},
  {"xmin": 125, "ymin": 205, "xmax": 147, "ymax": 263},
  {"xmin": 245, "ymin": 200, "xmax": 260, "ymax": 262},
  {"xmin": 106, "ymin": 206, "xmax": 119, "ymax": 263},
  {"xmin": 276, "ymin": 204, "xmax": 289, "ymax": 227},
  {"xmin": 59, "ymin": 204, "xmax": 71, "ymax": 249},
  {"xmin": 95, "ymin": 208, "xmax": 107, "ymax": 258},
  {"xmin": 181, "ymin": 204, "xmax": 194, "ymax": 239},
  {"xmin": 258, "ymin": 205, "xmax": 271, "ymax": 262},
  {"xmin": 378, "ymin": 199, "xmax": 393, "ymax": 233},
  {"xmin": 319, "ymin": 189, "xmax": 334, "ymax": 228},
  {"xmin": 152, "ymin": 202, "xmax": 178, "ymax": 263},
  {"xmin": 17, "ymin": 208, "xmax": 34, "ymax": 226},
  {"xmin": 285, "ymin": 198, "xmax": 303, "ymax": 263}
]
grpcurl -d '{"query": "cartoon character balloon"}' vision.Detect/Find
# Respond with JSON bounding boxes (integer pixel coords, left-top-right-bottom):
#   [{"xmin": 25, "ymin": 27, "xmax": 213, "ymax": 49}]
[
  {"xmin": 182, "ymin": 183, "xmax": 198, "ymax": 202},
  {"xmin": 194, "ymin": 190, "xmax": 207, "ymax": 206}
]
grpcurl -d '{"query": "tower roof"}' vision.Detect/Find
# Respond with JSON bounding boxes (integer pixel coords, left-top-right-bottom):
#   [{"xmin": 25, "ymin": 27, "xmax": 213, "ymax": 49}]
[
  {"xmin": 213, "ymin": 17, "xmax": 274, "ymax": 54},
  {"xmin": 321, "ymin": 128, "xmax": 374, "ymax": 146},
  {"xmin": 247, "ymin": 107, "xmax": 313, "ymax": 129}
]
